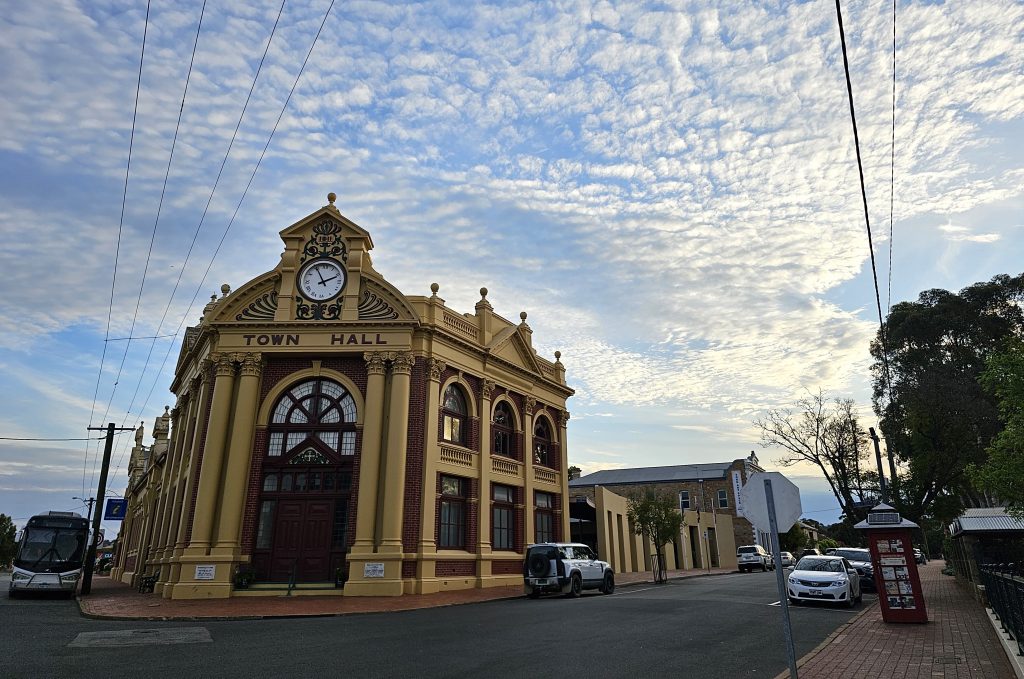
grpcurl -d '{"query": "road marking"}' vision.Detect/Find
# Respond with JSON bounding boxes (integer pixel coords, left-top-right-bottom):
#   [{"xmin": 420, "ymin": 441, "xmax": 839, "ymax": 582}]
[{"xmin": 68, "ymin": 628, "xmax": 212, "ymax": 648}]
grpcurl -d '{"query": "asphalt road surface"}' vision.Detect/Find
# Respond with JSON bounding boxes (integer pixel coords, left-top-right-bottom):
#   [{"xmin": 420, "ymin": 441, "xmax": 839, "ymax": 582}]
[{"xmin": 1, "ymin": 571, "xmax": 875, "ymax": 678}]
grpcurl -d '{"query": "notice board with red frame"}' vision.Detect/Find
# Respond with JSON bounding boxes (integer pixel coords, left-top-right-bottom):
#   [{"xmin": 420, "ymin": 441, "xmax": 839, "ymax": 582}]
[{"xmin": 866, "ymin": 527, "xmax": 928, "ymax": 623}]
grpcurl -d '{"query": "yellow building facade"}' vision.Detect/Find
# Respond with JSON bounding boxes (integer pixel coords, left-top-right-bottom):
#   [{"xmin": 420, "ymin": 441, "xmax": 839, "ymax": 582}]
[{"xmin": 112, "ymin": 195, "xmax": 573, "ymax": 598}]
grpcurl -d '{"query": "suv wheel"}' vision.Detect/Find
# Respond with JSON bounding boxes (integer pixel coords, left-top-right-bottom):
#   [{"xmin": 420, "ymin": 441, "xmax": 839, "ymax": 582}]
[
  {"xmin": 528, "ymin": 588, "xmax": 541, "ymax": 599},
  {"xmin": 846, "ymin": 586, "xmax": 856, "ymax": 608},
  {"xmin": 761, "ymin": 561, "xmax": 767, "ymax": 572},
  {"xmin": 568, "ymin": 573, "xmax": 582, "ymax": 598},
  {"xmin": 600, "ymin": 572, "xmax": 615, "ymax": 595}
]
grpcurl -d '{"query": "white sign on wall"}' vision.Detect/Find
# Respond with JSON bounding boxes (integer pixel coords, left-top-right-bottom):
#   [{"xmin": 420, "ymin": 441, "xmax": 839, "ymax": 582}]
[
  {"xmin": 732, "ymin": 471, "xmax": 745, "ymax": 517},
  {"xmin": 194, "ymin": 565, "xmax": 216, "ymax": 580},
  {"xmin": 364, "ymin": 562, "xmax": 385, "ymax": 578}
]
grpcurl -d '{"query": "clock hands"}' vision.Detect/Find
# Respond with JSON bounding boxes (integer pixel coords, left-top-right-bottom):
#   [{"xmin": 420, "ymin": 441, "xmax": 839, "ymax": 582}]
[
  {"xmin": 316, "ymin": 268, "xmax": 328, "ymax": 285},
  {"xmin": 319, "ymin": 274, "xmax": 339, "ymax": 285}
]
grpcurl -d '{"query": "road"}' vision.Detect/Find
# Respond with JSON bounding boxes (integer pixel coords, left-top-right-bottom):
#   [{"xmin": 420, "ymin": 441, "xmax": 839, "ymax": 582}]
[{"xmin": 2, "ymin": 571, "xmax": 874, "ymax": 678}]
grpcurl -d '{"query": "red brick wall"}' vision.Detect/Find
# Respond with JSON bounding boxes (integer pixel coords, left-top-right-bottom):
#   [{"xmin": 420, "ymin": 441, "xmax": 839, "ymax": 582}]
[
  {"xmin": 492, "ymin": 560, "xmax": 522, "ymax": 576},
  {"xmin": 402, "ymin": 560, "xmax": 416, "ymax": 579},
  {"xmin": 402, "ymin": 358, "xmax": 427, "ymax": 551},
  {"xmin": 436, "ymin": 560, "xmax": 476, "ymax": 577}
]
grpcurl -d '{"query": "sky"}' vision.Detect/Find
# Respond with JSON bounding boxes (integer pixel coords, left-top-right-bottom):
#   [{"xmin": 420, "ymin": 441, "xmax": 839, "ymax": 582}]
[{"xmin": 1, "ymin": 0, "xmax": 1022, "ymax": 537}]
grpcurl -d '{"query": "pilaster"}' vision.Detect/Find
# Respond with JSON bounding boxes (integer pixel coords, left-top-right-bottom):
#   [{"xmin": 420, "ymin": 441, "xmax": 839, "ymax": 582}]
[
  {"xmin": 523, "ymin": 397, "xmax": 536, "ymax": 543},
  {"xmin": 477, "ymin": 380, "xmax": 495, "ymax": 585},
  {"xmin": 415, "ymin": 358, "xmax": 445, "ymax": 593}
]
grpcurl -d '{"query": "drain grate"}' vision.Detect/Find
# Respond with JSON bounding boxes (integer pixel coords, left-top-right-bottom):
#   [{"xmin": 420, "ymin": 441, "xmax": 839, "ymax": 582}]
[{"xmin": 933, "ymin": 655, "xmax": 963, "ymax": 664}]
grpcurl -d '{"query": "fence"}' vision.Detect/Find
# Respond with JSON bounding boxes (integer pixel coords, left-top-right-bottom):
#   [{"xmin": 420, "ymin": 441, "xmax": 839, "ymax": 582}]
[{"xmin": 978, "ymin": 562, "xmax": 1024, "ymax": 657}]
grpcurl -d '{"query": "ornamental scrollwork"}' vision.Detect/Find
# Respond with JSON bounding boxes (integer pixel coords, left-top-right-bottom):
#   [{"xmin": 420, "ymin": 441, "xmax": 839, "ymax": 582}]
[
  {"xmin": 296, "ymin": 296, "xmax": 343, "ymax": 321},
  {"xmin": 390, "ymin": 352, "xmax": 415, "ymax": 375},
  {"xmin": 301, "ymin": 218, "xmax": 348, "ymax": 263},
  {"xmin": 481, "ymin": 380, "xmax": 496, "ymax": 400},
  {"xmin": 427, "ymin": 358, "xmax": 446, "ymax": 382},
  {"xmin": 524, "ymin": 397, "xmax": 536, "ymax": 416},
  {"xmin": 364, "ymin": 352, "xmax": 388, "ymax": 376}
]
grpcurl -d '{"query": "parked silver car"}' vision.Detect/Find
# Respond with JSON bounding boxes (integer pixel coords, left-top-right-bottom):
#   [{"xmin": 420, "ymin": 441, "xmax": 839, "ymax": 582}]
[{"xmin": 737, "ymin": 544, "xmax": 775, "ymax": 572}]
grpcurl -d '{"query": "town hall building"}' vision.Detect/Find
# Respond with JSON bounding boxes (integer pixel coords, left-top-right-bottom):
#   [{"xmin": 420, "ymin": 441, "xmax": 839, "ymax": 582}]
[{"xmin": 111, "ymin": 194, "xmax": 574, "ymax": 598}]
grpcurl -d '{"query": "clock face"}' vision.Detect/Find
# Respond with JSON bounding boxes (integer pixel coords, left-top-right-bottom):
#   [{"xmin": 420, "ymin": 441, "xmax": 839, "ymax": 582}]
[{"xmin": 298, "ymin": 259, "xmax": 346, "ymax": 301}]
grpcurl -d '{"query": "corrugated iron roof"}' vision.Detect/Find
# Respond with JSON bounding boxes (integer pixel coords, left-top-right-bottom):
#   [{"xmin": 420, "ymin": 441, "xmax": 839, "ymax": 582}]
[
  {"xmin": 569, "ymin": 462, "xmax": 732, "ymax": 487},
  {"xmin": 950, "ymin": 507, "xmax": 1024, "ymax": 535}
]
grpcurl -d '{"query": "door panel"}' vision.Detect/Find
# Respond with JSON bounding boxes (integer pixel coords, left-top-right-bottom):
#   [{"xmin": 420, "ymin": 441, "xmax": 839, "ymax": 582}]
[{"xmin": 298, "ymin": 500, "xmax": 332, "ymax": 581}]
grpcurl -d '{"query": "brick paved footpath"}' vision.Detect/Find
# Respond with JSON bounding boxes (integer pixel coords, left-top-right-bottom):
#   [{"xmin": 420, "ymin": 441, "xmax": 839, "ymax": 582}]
[
  {"xmin": 780, "ymin": 560, "xmax": 1016, "ymax": 679},
  {"xmin": 78, "ymin": 567, "xmax": 733, "ymax": 620}
]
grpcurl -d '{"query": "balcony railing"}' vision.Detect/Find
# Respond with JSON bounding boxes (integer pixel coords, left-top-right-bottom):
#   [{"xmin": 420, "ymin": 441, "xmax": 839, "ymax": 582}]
[{"xmin": 439, "ymin": 445, "xmax": 474, "ymax": 468}]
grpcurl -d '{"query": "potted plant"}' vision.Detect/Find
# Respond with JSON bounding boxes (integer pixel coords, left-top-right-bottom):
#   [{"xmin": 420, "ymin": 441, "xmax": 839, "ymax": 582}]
[
  {"xmin": 233, "ymin": 566, "xmax": 254, "ymax": 589},
  {"xmin": 335, "ymin": 566, "xmax": 347, "ymax": 588}
]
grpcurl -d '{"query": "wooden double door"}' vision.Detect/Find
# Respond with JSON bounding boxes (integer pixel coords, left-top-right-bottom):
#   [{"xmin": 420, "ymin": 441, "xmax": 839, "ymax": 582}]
[{"xmin": 268, "ymin": 499, "xmax": 336, "ymax": 582}]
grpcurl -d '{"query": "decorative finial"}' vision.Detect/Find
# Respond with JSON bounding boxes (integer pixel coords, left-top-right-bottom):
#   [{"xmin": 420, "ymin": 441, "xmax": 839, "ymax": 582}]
[
  {"xmin": 480, "ymin": 287, "xmax": 488, "ymax": 299},
  {"xmin": 164, "ymin": 405, "xmax": 170, "ymax": 415},
  {"xmin": 328, "ymin": 192, "xmax": 336, "ymax": 205},
  {"xmin": 210, "ymin": 294, "xmax": 217, "ymax": 302},
  {"xmin": 220, "ymin": 283, "xmax": 231, "ymax": 297},
  {"xmin": 520, "ymin": 311, "xmax": 528, "ymax": 322},
  {"xmin": 430, "ymin": 283, "xmax": 439, "ymax": 295},
  {"xmin": 554, "ymin": 351, "xmax": 561, "ymax": 361}
]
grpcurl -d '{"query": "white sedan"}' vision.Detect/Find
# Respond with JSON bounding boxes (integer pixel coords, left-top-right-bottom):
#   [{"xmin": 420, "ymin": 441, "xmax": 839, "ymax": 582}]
[
  {"xmin": 787, "ymin": 555, "xmax": 862, "ymax": 607},
  {"xmin": 779, "ymin": 551, "xmax": 795, "ymax": 567}
]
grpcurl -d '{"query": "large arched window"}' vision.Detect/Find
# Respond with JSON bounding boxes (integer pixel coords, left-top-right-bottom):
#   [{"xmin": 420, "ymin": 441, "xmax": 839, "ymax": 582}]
[
  {"xmin": 533, "ymin": 416, "xmax": 553, "ymax": 466},
  {"xmin": 442, "ymin": 384, "xmax": 468, "ymax": 445},
  {"xmin": 492, "ymin": 401, "xmax": 515, "ymax": 459},
  {"xmin": 267, "ymin": 378, "xmax": 358, "ymax": 458}
]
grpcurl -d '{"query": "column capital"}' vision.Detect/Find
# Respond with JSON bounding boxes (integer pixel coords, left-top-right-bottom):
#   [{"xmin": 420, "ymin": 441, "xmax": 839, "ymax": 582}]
[
  {"xmin": 481, "ymin": 380, "xmax": 496, "ymax": 400},
  {"xmin": 524, "ymin": 397, "xmax": 536, "ymax": 416},
  {"xmin": 390, "ymin": 351, "xmax": 415, "ymax": 375},
  {"xmin": 364, "ymin": 351, "xmax": 388, "ymax": 376},
  {"xmin": 558, "ymin": 410, "xmax": 570, "ymax": 427},
  {"xmin": 211, "ymin": 352, "xmax": 235, "ymax": 377},
  {"xmin": 426, "ymin": 358, "xmax": 446, "ymax": 382},
  {"xmin": 238, "ymin": 352, "xmax": 263, "ymax": 378}
]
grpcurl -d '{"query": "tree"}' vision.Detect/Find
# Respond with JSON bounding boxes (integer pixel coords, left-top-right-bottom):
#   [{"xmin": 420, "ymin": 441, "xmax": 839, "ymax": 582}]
[
  {"xmin": 567, "ymin": 465, "xmax": 582, "ymax": 480},
  {"xmin": 779, "ymin": 523, "xmax": 808, "ymax": 554},
  {"xmin": 970, "ymin": 339, "xmax": 1024, "ymax": 518},
  {"xmin": 626, "ymin": 490, "xmax": 684, "ymax": 583},
  {"xmin": 0, "ymin": 514, "xmax": 16, "ymax": 569},
  {"xmin": 755, "ymin": 391, "xmax": 876, "ymax": 523},
  {"xmin": 871, "ymin": 274, "xmax": 1024, "ymax": 524}
]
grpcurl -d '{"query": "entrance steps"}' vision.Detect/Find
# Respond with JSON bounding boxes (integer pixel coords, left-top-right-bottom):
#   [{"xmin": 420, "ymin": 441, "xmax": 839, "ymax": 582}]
[{"xmin": 234, "ymin": 582, "xmax": 345, "ymax": 597}]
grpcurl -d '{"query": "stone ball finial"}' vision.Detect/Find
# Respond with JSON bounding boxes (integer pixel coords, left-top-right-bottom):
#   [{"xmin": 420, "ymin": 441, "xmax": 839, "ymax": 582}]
[
  {"xmin": 520, "ymin": 311, "xmax": 528, "ymax": 322},
  {"xmin": 480, "ymin": 287, "xmax": 488, "ymax": 299},
  {"xmin": 554, "ymin": 350, "xmax": 561, "ymax": 361},
  {"xmin": 328, "ymin": 192, "xmax": 336, "ymax": 204},
  {"xmin": 220, "ymin": 283, "xmax": 231, "ymax": 297},
  {"xmin": 164, "ymin": 405, "xmax": 170, "ymax": 415},
  {"xmin": 430, "ymin": 283, "xmax": 439, "ymax": 294}
]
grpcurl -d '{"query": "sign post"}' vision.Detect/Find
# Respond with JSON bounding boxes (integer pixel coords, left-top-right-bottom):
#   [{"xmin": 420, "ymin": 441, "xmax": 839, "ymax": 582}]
[{"xmin": 740, "ymin": 471, "xmax": 803, "ymax": 679}]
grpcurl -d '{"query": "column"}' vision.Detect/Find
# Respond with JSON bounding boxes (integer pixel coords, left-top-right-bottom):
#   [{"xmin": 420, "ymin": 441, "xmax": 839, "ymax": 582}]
[
  {"xmin": 351, "ymin": 352, "xmax": 387, "ymax": 552},
  {"xmin": 476, "ymin": 380, "xmax": 495, "ymax": 585},
  {"xmin": 213, "ymin": 352, "xmax": 263, "ymax": 557},
  {"xmin": 379, "ymin": 352, "xmax": 414, "ymax": 552},
  {"xmin": 158, "ymin": 387, "xmax": 197, "ymax": 594},
  {"xmin": 153, "ymin": 406, "xmax": 184, "ymax": 562},
  {"xmin": 346, "ymin": 351, "xmax": 410, "ymax": 597},
  {"xmin": 558, "ymin": 410, "xmax": 570, "ymax": 541},
  {"xmin": 166, "ymin": 368, "xmax": 211, "ymax": 598},
  {"xmin": 523, "ymin": 397, "xmax": 536, "ymax": 544},
  {"xmin": 415, "ymin": 358, "xmax": 445, "ymax": 594},
  {"xmin": 185, "ymin": 353, "xmax": 236, "ymax": 551}
]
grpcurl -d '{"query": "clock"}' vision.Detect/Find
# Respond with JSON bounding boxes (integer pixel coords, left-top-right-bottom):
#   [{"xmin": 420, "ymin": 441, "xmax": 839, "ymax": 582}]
[{"xmin": 297, "ymin": 258, "xmax": 346, "ymax": 301}]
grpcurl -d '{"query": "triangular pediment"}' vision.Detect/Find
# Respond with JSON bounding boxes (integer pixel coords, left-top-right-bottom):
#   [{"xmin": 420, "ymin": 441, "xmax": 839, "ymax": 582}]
[
  {"xmin": 279, "ymin": 204, "xmax": 374, "ymax": 251},
  {"xmin": 488, "ymin": 326, "xmax": 542, "ymax": 374}
]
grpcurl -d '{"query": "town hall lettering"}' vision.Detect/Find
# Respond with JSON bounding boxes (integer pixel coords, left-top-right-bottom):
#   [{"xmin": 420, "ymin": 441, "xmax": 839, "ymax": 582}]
[{"xmin": 240, "ymin": 333, "xmax": 389, "ymax": 346}]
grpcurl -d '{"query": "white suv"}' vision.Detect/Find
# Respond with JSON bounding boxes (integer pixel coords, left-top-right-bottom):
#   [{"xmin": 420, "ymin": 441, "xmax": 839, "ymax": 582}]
[
  {"xmin": 523, "ymin": 543, "xmax": 615, "ymax": 598},
  {"xmin": 737, "ymin": 544, "xmax": 775, "ymax": 572}
]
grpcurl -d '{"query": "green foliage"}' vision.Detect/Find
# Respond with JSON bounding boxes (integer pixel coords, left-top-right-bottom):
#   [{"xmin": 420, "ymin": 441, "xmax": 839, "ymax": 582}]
[
  {"xmin": 825, "ymin": 520, "xmax": 864, "ymax": 548},
  {"xmin": 0, "ymin": 514, "xmax": 16, "ymax": 569},
  {"xmin": 567, "ymin": 465, "xmax": 582, "ymax": 480},
  {"xmin": 627, "ymin": 490, "xmax": 684, "ymax": 583},
  {"xmin": 779, "ymin": 523, "xmax": 807, "ymax": 554},
  {"xmin": 970, "ymin": 339, "xmax": 1024, "ymax": 518},
  {"xmin": 817, "ymin": 537, "xmax": 840, "ymax": 551},
  {"xmin": 872, "ymin": 274, "xmax": 1024, "ymax": 524}
]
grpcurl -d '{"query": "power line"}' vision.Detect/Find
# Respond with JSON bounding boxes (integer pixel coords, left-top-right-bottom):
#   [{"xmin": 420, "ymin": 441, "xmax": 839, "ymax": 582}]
[
  {"xmin": 111, "ymin": 0, "xmax": 337, "ymax": 478},
  {"xmin": 886, "ymin": 0, "xmax": 896, "ymax": 318},
  {"xmin": 0, "ymin": 435, "xmax": 124, "ymax": 441},
  {"xmin": 108, "ymin": 0, "xmax": 288, "ymax": 477},
  {"xmin": 93, "ymin": 1, "xmax": 209, "ymax": 487},
  {"xmin": 833, "ymin": 0, "xmax": 895, "ymax": 404},
  {"xmin": 82, "ymin": 0, "xmax": 151, "ymax": 499}
]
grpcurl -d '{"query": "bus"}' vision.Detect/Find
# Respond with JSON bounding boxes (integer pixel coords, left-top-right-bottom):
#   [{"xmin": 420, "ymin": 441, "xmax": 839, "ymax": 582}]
[{"xmin": 9, "ymin": 512, "xmax": 91, "ymax": 598}]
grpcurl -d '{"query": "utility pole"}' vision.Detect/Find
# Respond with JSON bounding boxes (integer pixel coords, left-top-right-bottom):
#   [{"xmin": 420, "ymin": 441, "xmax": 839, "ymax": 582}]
[
  {"xmin": 73, "ymin": 496, "xmax": 96, "ymax": 523},
  {"xmin": 868, "ymin": 427, "xmax": 888, "ymax": 503},
  {"xmin": 82, "ymin": 422, "xmax": 134, "ymax": 596}
]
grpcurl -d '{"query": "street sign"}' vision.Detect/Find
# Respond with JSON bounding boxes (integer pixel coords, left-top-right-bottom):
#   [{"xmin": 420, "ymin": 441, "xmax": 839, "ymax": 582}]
[
  {"xmin": 103, "ymin": 498, "xmax": 128, "ymax": 521},
  {"xmin": 739, "ymin": 472, "xmax": 802, "ymax": 534}
]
